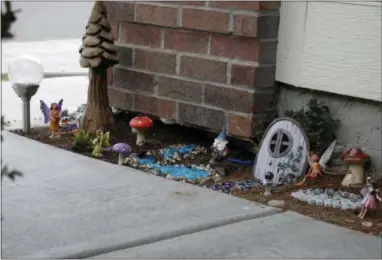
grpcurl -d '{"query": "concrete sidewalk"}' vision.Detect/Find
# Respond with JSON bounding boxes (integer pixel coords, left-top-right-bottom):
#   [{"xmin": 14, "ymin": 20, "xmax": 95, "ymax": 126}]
[
  {"xmin": 1, "ymin": 132, "xmax": 279, "ymax": 258},
  {"xmin": 94, "ymin": 211, "xmax": 382, "ymax": 259},
  {"xmin": 2, "ymin": 132, "xmax": 381, "ymax": 259}
]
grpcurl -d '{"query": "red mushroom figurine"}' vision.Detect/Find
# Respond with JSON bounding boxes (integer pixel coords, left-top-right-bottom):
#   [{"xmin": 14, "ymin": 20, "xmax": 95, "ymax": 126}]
[
  {"xmin": 129, "ymin": 116, "xmax": 153, "ymax": 146},
  {"xmin": 340, "ymin": 147, "xmax": 369, "ymax": 187}
]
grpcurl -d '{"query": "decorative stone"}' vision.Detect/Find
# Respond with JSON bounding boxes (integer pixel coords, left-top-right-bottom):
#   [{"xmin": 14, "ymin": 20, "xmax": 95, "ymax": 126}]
[
  {"xmin": 315, "ymin": 198, "xmax": 324, "ymax": 206},
  {"xmin": 307, "ymin": 197, "xmax": 316, "ymax": 205},
  {"xmin": 267, "ymin": 200, "xmax": 286, "ymax": 208},
  {"xmin": 293, "ymin": 188, "xmax": 362, "ymax": 210},
  {"xmin": 361, "ymin": 221, "xmax": 373, "ymax": 228},
  {"xmin": 324, "ymin": 199, "xmax": 333, "ymax": 207}
]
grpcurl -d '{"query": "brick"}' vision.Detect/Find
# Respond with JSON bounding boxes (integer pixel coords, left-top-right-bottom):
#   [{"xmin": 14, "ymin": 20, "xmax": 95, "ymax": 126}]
[
  {"xmin": 178, "ymin": 103, "xmax": 224, "ymax": 130},
  {"xmin": 180, "ymin": 56, "xmax": 227, "ymax": 83},
  {"xmin": 233, "ymin": 14, "xmax": 258, "ymax": 38},
  {"xmin": 114, "ymin": 67, "xmax": 155, "ymax": 93},
  {"xmin": 159, "ymin": 1, "xmax": 206, "ymax": 6},
  {"xmin": 182, "ymin": 8, "xmax": 230, "ymax": 33},
  {"xmin": 107, "ymin": 67, "xmax": 114, "ymax": 86},
  {"xmin": 254, "ymin": 66, "xmax": 276, "ymax": 87},
  {"xmin": 118, "ymin": 46, "xmax": 133, "ymax": 67},
  {"xmin": 231, "ymin": 64, "xmax": 256, "ymax": 87},
  {"xmin": 135, "ymin": 3, "xmax": 178, "ymax": 27},
  {"xmin": 164, "ymin": 29, "xmax": 209, "ymax": 54},
  {"xmin": 259, "ymin": 1, "xmax": 281, "ymax": 10},
  {"xmin": 134, "ymin": 49, "xmax": 176, "ymax": 74},
  {"xmin": 156, "ymin": 76, "xmax": 203, "ymax": 103},
  {"xmin": 209, "ymin": 1, "xmax": 259, "ymax": 11},
  {"xmin": 135, "ymin": 94, "xmax": 177, "ymax": 120},
  {"xmin": 120, "ymin": 23, "xmax": 161, "ymax": 47},
  {"xmin": 258, "ymin": 15, "xmax": 280, "ymax": 39},
  {"xmin": 252, "ymin": 89, "xmax": 276, "ymax": 114},
  {"xmin": 228, "ymin": 113, "xmax": 253, "ymax": 137},
  {"xmin": 204, "ymin": 84, "xmax": 253, "ymax": 113},
  {"xmin": 210, "ymin": 35, "xmax": 259, "ymax": 62},
  {"xmin": 108, "ymin": 87, "xmax": 134, "ymax": 111},
  {"xmin": 104, "ymin": 2, "xmax": 135, "ymax": 22},
  {"xmin": 258, "ymin": 41, "xmax": 278, "ymax": 64}
]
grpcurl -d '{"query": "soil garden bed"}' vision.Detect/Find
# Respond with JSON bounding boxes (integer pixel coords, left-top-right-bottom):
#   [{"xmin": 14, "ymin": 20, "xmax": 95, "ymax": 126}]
[{"xmin": 11, "ymin": 113, "xmax": 382, "ymax": 237}]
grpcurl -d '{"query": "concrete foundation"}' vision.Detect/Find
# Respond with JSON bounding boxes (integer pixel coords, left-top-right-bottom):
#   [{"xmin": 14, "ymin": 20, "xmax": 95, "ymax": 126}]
[{"xmin": 278, "ymin": 84, "xmax": 382, "ymax": 175}]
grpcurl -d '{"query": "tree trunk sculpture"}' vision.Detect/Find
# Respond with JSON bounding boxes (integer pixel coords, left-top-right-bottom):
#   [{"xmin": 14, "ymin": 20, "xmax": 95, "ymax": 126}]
[{"xmin": 79, "ymin": 1, "xmax": 118, "ymax": 133}]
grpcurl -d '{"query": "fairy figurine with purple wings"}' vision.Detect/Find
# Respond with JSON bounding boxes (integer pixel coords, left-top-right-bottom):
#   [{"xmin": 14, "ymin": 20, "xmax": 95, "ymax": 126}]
[{"xmin": 40, "ymin": 99, "xmax": 63, "ymax": 138}]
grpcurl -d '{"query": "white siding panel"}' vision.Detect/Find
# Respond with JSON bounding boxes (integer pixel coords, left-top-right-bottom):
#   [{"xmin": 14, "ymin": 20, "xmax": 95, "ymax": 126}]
[
  {"xmin": 276, "ymin": 2, "xmax": 382, "ymax": 102},
  {"xmin": 275, "ymin": 2, "xmax": 307, "ymax": 85}
]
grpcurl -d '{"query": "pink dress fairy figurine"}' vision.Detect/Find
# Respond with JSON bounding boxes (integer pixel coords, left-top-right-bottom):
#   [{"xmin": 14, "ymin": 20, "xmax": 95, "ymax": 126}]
[{"xmin": 358, "ymin": 177, "xmax": 382, "ymax": 219}]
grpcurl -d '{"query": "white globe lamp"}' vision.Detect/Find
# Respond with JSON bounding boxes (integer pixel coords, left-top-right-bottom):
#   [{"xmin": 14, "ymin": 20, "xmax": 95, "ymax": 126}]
[{"xmin": 8, "ymin": 55, "xmax": 44, "ymax": 133}]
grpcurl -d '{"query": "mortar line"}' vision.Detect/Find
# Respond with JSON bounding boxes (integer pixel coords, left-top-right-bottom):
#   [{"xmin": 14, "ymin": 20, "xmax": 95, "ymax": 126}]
[{"xmin": 36, "ymin": 210, "xmax": 283, "ymax": 259}]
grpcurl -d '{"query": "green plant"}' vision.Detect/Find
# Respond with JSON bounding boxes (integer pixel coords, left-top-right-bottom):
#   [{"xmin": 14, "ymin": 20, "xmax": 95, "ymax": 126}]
[
  {"xmin": 91, "ymin": 130, "xmax": 111, "ymax": 157},
  {"xmin": 72, "ymin": 129, "xmax": 91, "ymax": 152},
  {"xmin": 285, "ymin": 98, "xmax": 339, "ymax": 154},
  {"xmin": 1, "ymin": 116, "xmax": 22, "ymax": 181}
]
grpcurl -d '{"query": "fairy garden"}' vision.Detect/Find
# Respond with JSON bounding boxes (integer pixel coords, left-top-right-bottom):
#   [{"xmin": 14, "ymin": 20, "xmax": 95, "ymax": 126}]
[{"xmin": 9, "ymin": 1, "xmax": 382, "ymax": 237}]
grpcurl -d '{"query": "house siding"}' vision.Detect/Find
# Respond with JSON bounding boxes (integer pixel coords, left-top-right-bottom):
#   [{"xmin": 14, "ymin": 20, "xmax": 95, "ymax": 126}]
[
  {"xmin": 276, "ymin": 2, "xmax": 382, "ymax": 174},
  {"xmin": 276, "ymin": 1, "xmax": 382, "ymax": 101}
]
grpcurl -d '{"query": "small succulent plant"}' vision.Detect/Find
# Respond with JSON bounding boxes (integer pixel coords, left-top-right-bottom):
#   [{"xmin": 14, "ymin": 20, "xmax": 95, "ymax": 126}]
[
  {"xmin": 91, "ymin": 130, "xmax": 111, "ymax": 157},
  {"xmin": 72, "ymin": 129, "xmax": 91, "ymax": 152}
]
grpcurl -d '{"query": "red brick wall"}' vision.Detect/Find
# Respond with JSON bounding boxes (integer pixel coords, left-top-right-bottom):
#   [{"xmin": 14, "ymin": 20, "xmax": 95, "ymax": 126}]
[{"xmin": 105, "ymin": 1, "xmax": 280, "ymax": 138}]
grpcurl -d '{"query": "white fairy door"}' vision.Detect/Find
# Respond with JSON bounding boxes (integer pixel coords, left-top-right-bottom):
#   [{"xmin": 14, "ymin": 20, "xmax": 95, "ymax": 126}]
[{"xmin": 253, "ymin": 117, "xmax": 310, "ymax": 184}]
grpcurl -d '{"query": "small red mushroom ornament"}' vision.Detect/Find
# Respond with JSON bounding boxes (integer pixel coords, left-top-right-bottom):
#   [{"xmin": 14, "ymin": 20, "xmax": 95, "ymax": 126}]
[{"xmin": 129, "ymin": 116, "xmax": 153, "ymax": 146}]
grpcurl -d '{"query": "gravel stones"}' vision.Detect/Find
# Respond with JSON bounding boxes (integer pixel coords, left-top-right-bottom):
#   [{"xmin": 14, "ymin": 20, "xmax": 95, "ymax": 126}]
[
  {"xmin": 291, "ymin": 188, "xmax": 363, "ymax": 210},
  {"xmin": 210, "ymin": 180, "xmax": 262, "ymax": 194}
]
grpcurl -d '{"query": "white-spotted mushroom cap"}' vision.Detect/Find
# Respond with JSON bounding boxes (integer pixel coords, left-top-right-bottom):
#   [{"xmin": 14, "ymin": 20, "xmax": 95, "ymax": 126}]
[
  {"xmin": 112, "ymin": 143, "xmax": 132, "ymax": 155},
  {"xmin": 341, "ymin": 147, "xmax": 369, "ymax": 164},
  {"xmin": 79, "ymin": 1, "xmax": 118, "ymax": 68}
]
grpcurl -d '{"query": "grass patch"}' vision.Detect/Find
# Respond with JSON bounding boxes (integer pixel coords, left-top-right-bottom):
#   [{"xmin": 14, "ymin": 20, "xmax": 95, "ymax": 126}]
[{"xmin": 1, "ymin": 74, "xmax": 9, "ymax": 81}]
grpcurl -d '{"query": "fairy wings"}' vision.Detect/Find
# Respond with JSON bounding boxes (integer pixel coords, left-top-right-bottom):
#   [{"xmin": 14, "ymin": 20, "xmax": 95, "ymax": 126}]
[
  {"xmin": 308, "ymin": 140, "xmax": 337, "ymax": 171},
  {"xmin": 39, "ymin": 99, "xmax": 63, "ymax": 124}
]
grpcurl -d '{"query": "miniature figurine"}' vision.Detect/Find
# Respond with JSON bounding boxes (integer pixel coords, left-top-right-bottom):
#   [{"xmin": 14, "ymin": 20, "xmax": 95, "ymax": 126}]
[
  {"xmin": 295, "ymin": 152, "xmax": 322, "ymax": 186},
  {"xmin": 263, "ymin": 172, "xmax": 274, "ymax": 196},
  {"xmin": 209, "ymin": 126, "xmax": 229, "ymax": 176},
  {"xmin": 341, "ymin": 147, "xmax": 369, "ymax": 187},
  {"xmin": 40, "ymin": 99, "xmax": 64, "ymax": 139},
  {"xmin": 358, "ymin": 177, "xmax": 382, "ymax": 219},
  {"xmin": 295, "ymin": 140, "xmax": 336, "ymax": 187}
]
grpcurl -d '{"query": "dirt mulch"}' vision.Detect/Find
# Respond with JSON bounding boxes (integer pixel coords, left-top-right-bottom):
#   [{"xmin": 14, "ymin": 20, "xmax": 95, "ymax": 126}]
[{"xmin": 11, "ymin": 113, "xmax": 382, "ymax": 236}]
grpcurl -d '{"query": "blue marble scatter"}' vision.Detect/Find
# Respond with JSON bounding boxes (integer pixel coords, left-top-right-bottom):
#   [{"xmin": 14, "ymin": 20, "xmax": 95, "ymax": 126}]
[{"xmin": 136, "ymin": 144, "xmax": 209, "ymax": 181}]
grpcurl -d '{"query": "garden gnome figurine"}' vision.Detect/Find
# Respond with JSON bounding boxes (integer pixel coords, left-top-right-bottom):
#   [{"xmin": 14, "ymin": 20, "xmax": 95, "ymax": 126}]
[
  {"xmin": 209, "ymin": 126, "xmax": 229, "ymax": 175},
  {"xmin": 263, "ymin": 172, "xmax": 274, "ymax": 196},
  {"xmin": 211, "ymin": 126, "xmax": 229, "ymax": 161}
]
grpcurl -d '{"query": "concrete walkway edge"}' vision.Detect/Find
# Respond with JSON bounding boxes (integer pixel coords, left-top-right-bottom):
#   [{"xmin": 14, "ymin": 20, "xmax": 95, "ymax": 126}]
[{"xmin": 24, "ymin": 209, "xmax": 281, "ymax": 258}]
